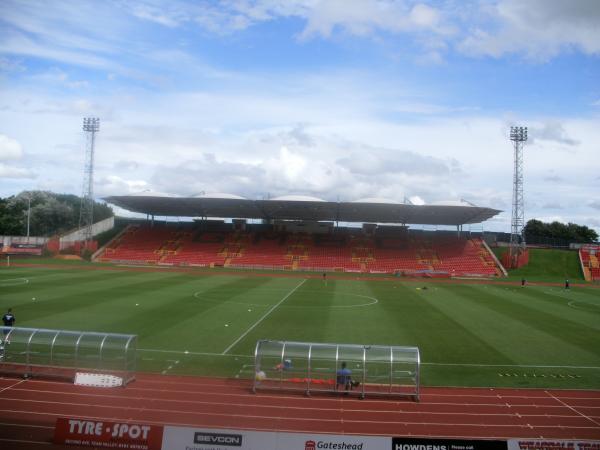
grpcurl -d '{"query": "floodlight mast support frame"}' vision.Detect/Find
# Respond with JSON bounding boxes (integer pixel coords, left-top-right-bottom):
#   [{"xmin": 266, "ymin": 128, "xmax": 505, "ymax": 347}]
[
  {"xmin": 509, "ymin": 126, "xmax": 527, "ymax": 267},
  {"xmin": 79, "ymin": 117, "xmax": 100, "ymax": 245}
]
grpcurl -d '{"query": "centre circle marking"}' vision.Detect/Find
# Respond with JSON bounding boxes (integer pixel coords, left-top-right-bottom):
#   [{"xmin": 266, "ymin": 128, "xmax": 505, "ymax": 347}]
[
  {"xmin": 193, "ymin": 288, "xmax": 378, "ymax": 308},
  {"xmin": 567, "ymin": 300, "xmax": 600, "ymax": 312}
]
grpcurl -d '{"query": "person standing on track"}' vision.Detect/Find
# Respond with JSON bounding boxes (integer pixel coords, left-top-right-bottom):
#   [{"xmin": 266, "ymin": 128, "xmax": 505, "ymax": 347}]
[{"xmin": 2, "ymin": 308, "xmax": 15, "ymax": 345}]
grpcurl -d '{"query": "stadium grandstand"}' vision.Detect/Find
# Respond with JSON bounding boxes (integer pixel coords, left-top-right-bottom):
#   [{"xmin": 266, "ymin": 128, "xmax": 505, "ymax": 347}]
[
  {"xmin": 580, "ymin": 244, "xmax": 600, "ymax": 281},
  {"xmin": 100, "ymin": 194, "xmax": 504, "ymax": 277}
]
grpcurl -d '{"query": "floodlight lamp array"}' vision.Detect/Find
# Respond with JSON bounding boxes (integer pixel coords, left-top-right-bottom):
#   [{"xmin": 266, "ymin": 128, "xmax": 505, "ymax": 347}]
[
  {"xmin": 510, "ymin": 126, "xmax": 527, "ymax": 142},
  {"xmin": 83, "ymin": 117, "xmax": 100, "ymax": 132}
]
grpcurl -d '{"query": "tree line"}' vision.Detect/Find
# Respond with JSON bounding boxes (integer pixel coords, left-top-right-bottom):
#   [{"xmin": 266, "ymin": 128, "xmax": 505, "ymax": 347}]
[
  {"xmin": 523, "ymin": 219, "xmax": 598, "ymax": 244},
  {"xmin": 0, "ymin": 191, "xmax": 113, "ymax": 237}
]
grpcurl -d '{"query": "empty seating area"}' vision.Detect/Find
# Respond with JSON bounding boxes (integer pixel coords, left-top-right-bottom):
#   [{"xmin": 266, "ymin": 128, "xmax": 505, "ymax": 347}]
[
  {"xmin": 579, "ymin": 245, "xmax": 600, "ymax": 281},
  {"xmin": 98, "ymin": 224, "xmax": 502, "ymax": 277}
]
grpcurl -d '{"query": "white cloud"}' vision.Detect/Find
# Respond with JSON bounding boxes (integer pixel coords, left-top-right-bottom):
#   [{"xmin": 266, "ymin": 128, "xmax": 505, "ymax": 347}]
[
  {"xmin": 0, "ymin": 134, "xmax": 23, "ymax": 160},
  {"xmin": 0, "ymin": 163, "xmax": 35, "ymax": 179},
  {"xmin": 126, "ymin": 0, "xmax": 452, "ymax": 42},
  {"xmin": 409, "ymin": 195, "xmax": 425, "ymax": 205},
  {"xmin": 129, "ymin": 3, "xmax": 185, "ymax": 28},
  {"xmin": 409, "ymin": 3, "xmax": 441, "ymax": 28},
  {"xmin": 121, "ymin": 0, "xmax": 600, "ymax": 61},
  {"xmin": 96, "ymin": 175, "xmax": 149, "ymax": 196},
  {"xmin": 0, "ymin": 30, "xmax": 115, "ymax": 70},
  {"xmin": 459, "ymin": 0, "xmax": 600, "ymax": 59},
  {"xmin": 529, "ymin": 121, "xmax": 580, "ymax": 146},
  {"xmin": 28, "ymin": 68, "xmax": 90, "ymax": 89}
]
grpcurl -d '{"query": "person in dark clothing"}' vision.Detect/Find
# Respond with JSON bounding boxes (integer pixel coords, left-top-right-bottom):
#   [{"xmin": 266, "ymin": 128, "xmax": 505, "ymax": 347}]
[
  {"xmin": 336, "ymin": 361, "xmax": 359, "ymax": 392},
  {"xmin": 2, "ymin": 308, "xmax": 15, "ymax": 345},
  {"xmin": 521, "ymin": 278, "xmax": 526, "ymax": 287},
  {"xmin": 565, "ymin": 279, "xmax": 570, "ymax": 289},
  {"xmin": 2, "ymin": 308, "xmax": 15, "ymax": 328}
]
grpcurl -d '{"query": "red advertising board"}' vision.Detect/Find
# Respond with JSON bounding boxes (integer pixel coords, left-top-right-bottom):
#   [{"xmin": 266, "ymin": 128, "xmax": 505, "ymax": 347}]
[{"xmin": 54, "ymin": 418, "xmax": 163, "ymax": 450}]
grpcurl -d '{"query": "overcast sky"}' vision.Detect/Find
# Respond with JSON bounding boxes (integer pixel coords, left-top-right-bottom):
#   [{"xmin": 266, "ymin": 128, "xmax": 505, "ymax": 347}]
[{"xmin": 0, "ymin": 0, "xmax": 599, "ymax": 232}]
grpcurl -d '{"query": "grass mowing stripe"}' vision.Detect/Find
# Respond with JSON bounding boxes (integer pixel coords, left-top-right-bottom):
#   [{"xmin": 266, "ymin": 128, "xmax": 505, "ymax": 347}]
[
  {"xmin": 463, "ymin": 285, "xmax": 600, "ymax": 360},
  {"xmin": 413, "ymin": 285, "xmax": 518, "ymax": 365},
  {"xmin": 221, "ymin": 278, "xmax": 307, "ymax": 355},
  {"xmin": 435, "ymin": 284, "xmax": 597, "ymax": 364}
]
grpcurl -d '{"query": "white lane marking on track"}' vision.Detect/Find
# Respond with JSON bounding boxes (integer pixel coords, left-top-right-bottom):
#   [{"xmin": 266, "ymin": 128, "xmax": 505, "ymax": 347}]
[
  {"xmin": 4, "ymin": 385, "xmax": 599, "ymax": 412},
  {"xmin": 0, "ymin": 422, "xmax": 53, "ymax": 429},
  {"xmin": 0, "ymin": 399, "xmax": 596, "ymax": 429},
  {"xmin": 0, "ymin": 379, "xmax": 26, "ymax": 394},
  {"xmin": 0, "ymin": 438, "xmax": 51, "ymax": 446},
  {"xmin": 5, "ymin": 381, "xmax": 600, "ymax": 412},
  {"xmin": 544, "ymin": 390, "xmax": 600, "ymax": 427},
  {"xmin": 0, "ymin": 409, "xmax": 560, "ymax": 439},
  {"xmin": 222, "ymin": 279, "xmax": 307, "ymax": 355}
]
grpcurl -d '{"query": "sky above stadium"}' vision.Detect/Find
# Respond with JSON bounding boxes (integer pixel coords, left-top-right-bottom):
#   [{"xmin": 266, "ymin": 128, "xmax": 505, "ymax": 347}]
[{"xmin": 0, "ymin": 0, "xmax": 599, "ymax": 232}]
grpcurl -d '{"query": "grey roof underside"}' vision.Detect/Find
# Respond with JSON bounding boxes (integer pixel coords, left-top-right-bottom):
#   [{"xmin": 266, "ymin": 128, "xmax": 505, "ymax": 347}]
[{"xmin": 104, "ymin": 196, "xmax": 501, "ymax": 226}]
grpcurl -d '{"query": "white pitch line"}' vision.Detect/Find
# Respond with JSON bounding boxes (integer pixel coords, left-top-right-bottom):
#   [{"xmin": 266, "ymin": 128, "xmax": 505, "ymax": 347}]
[
  {"xmin": 136, "ymin": 348, "xmax": 600, "ymax": 371},
  {"xmin": 423, "ymin": 362, "xmax": 600, "ymax": 370},
  {"xmin": 545, "ymin": 390, "xmax": 600, "ymax": 427},
  {"xmin": 222, "ymin": 278, "xmax": 307, "ymax": 355},
  {"xmin": 138, "ymin": 348, "xmax": 251, "ymax": 358}
]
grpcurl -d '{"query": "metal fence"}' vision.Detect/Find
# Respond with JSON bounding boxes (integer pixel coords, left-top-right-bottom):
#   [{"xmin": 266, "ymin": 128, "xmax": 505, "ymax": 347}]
[
  {"xmin": 0, "ymin": 327, "xmax": 136, "ymax": 385},
  {"xmin": 253, "ymin": 339, "xmax": 420, "ymax": 401}
]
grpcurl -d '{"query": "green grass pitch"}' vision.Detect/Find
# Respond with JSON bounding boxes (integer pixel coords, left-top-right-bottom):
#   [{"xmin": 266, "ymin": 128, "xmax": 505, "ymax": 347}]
[{"xmin": 1, "ymin": 264, "xmax": 599, "ymax": 389}]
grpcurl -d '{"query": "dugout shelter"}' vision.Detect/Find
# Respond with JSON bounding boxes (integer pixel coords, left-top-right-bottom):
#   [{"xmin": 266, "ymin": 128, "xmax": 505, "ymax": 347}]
[
  {"xmin": 253, "ymin": 339, "xmax": 421, "ymax": 401},
  {"xmin": 0, "ymin": 326, "xmax": 137, "ymax": 385}
]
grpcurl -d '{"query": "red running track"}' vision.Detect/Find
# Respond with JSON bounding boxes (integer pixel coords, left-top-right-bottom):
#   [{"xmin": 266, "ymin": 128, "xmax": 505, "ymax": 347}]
[{"xmin": 0, "ymin": 374, "xmax": 599, "ymax": 449}]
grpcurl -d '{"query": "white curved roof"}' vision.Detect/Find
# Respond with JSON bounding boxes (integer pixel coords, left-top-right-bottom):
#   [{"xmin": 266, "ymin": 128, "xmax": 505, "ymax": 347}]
[
  {"xmin": 270, "ymin": 195, "xmax": 326, "ymax": 202},
  {"xmin": 430, "ymin": 200, "xmax": 474, "ymax": 207},
  {"xmin": 195, "ymin": 193, "xmax": 246, "ymax": 200},
  {"xmin": 129, "ymin": 191, "xmax": 174, "ymax": 197},
  {"xmin": 354, "ymin": 197, "xmax": 401, "ymax": 204}
]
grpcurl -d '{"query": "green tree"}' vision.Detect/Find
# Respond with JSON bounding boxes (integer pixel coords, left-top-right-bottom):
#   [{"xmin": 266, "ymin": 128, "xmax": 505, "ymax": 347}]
[
  {"xmin": 0, "ymin": 190, "xmax": 114, "ymax": 237},
  {"xmin": 523, "ymin": 219, "xmax": 598, "ymax": 243}
]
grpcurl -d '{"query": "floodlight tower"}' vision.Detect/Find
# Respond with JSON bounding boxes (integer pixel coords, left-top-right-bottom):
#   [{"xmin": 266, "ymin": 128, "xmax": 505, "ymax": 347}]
[
  {"xmin": 78, "ymin": 117, "xmax": 100, "ymax": 245},
  {"xmin": 509, "ymin": 125, "xmax": 527, "ymax": 266}
]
